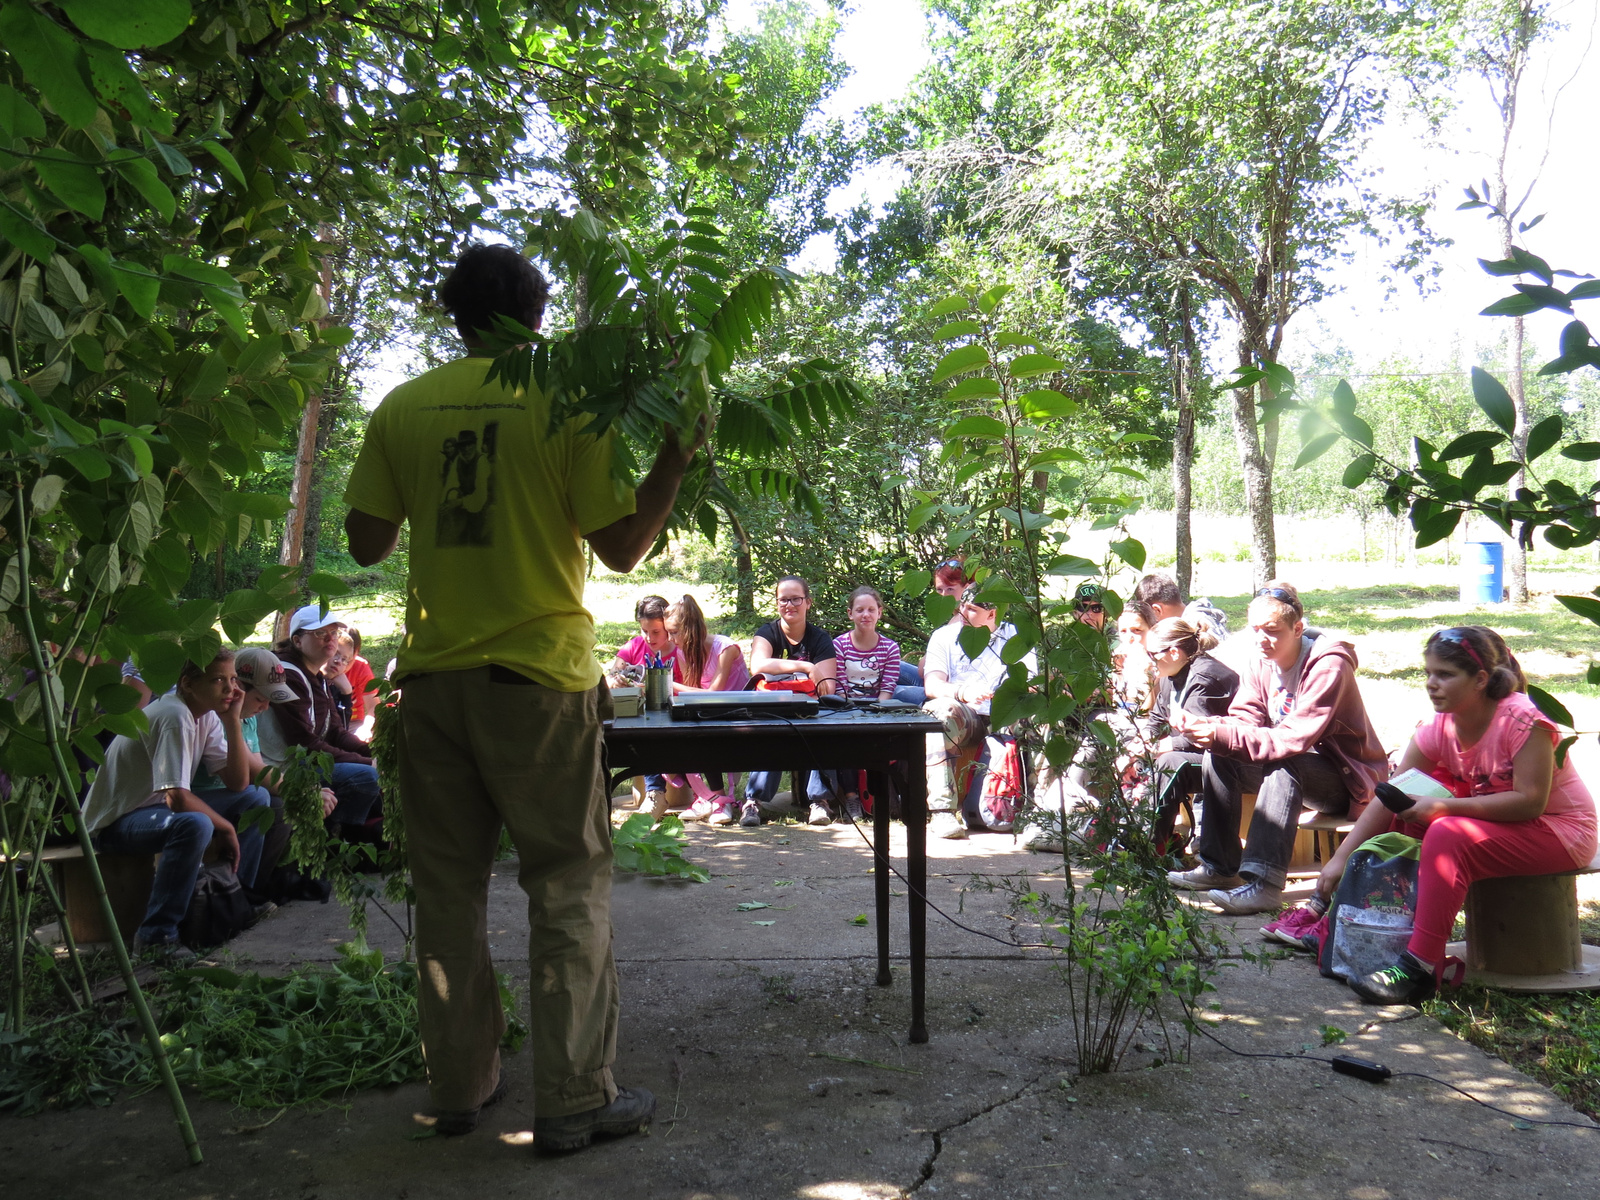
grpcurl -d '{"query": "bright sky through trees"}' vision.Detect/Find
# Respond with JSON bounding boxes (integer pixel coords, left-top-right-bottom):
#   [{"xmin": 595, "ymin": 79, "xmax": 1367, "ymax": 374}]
[{"xmin": 725, "ymin": 0, "xmax": 1599, "ymax": 373}]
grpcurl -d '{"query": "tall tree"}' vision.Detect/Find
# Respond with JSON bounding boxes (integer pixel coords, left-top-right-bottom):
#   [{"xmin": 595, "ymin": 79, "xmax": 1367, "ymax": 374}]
[
  {"xmin": 1457, "ymin": 0, "xmax": 1587, "ymax": 601},
  {"xmin": 886, "ymin": 0, "xmax": 1451, "ymax": 587}
]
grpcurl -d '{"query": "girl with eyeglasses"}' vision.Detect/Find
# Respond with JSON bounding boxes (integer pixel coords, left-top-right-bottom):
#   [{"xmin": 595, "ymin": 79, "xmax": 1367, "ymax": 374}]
[{"xmin": 1323, "ymin": 625, "xmax": 1597, "ymax": 1005}]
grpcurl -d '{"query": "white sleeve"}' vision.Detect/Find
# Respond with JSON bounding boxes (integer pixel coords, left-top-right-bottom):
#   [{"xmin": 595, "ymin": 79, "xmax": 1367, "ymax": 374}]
[
  {"xmin": 197, "ymin": 711, "xmax": 229, "ymax": 777},
  {"xmin": 147, "ymin": 706, "xmax": 194, "ymax": 793},
  {"xmin": 924, "ymin": 626, "xmax": 954, "ymax": 679}
]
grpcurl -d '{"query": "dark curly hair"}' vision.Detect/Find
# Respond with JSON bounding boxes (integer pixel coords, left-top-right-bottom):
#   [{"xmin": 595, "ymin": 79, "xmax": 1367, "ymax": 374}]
[
  {"xmin": 1424, "ymin": 625, "xmax": 1526, "ymax": 701},
  {"xmin": 438, "ymin": 244, "xmax": 550, "ymax": 341}
]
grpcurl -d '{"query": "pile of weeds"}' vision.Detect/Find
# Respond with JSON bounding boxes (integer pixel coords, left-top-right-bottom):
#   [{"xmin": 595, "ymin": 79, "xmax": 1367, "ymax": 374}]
[
  {"xmin": 612, "ymin": 813, "xmax": 710, "ymax": 882},
  {"xmin": 0, "ymin": 943, "xmax": 527, "ymax": 1115}
]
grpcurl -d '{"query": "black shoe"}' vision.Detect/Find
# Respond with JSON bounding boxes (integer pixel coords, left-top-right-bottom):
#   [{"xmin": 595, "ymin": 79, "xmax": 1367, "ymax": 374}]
[
  {"xmin": 434, "ymin": 1076, "xmax": 507, "ymax": 1137},
  {"xmin": 534, "ymin": 1086, "xmax": 656, "ymax": 1154},
  {"xmin": 1351, "ymin": 951, "xmax": 1436, "ymax": 1006}
]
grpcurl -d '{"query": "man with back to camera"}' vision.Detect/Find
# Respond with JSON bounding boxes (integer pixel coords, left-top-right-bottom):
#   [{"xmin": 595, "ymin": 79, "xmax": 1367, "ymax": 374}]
[{"xmin": 342, "ymin": 244, "xmax": 707, "ymax": 1153}]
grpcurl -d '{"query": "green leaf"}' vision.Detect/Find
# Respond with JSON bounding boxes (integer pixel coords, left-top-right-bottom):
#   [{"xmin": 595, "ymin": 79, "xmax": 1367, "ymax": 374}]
[
  {"xmin": 1525, "ymin": 685, "xmax": 1574, "ymax": 729},
  {"xmin": 943, "ymin": 377, "xmax": 1001, "ymax": 401},
  {"xmin": 932, "ymin": 344, "xmax": 991, "ymax": 384},
  {"xmin": 957, "ymin": 624, "xmax": 992, "ymax": 660},
  {"xmin": 201, "ymin": 140, "xmax": 247, "ymax": 186},
  {"xmin": 974, "ymin": 284, "xmax": 1012, "ymax": 314},
  {"xmin": 947, "ymin": 415, "xmax": 1008, "ymax": 439},
  {"xmin": 926, "ymin": 296, "xmax": 970, "ymax": 318},
  {"xmin": 34, "ymin": 154, "xmax": 107, "ymax": 221},
  {"xmin": 975, "ymin": 577, "xmax": 1026, "ymax": 605},
  {"xmin": 111, "ymin": 262, "xmax": 161, "ymax": 318},
  {"xmin": 926, "ymin": 593, "xmax": 957, "ymax": 628},
  {"xmin": 897, "ymin": 569, "xmax": 931, "ymax": 596},
  {"xmin": 1470, "ymin": 368, "xmax": 1516, "ymax": 435},
  {"xmin": 1007, "ymin": 354, "xmax": 1065, "ymax": 379},
  {"xmin": 1526, "ymin": 415, "xmax": 1563, "ymax": 462},
  {"xmin": 933, "ymin": 319, "xmax": 981, "ymax": 340},
  {"xmin": 1561, "ymin": 442, "xmax": 1600, "ymax": 462},
  {"xmin": 84, "ymin": 42, "xmax": 153, "ymax": 124},
  {"xmin": 59, "ymin": 0, "xmax": 191, "ymax": 47},
  {"xmin": 1555, "ymin": 594, "xmax": 1600, "ymax": 625},
  {"xmin": 0, "ymin": 202, "xmax": 54, "ymax": 261},
  {"xmin": 306, "ymin": 571, "xmax": 353, "ymax": 598},
  {"xmin": 1413, "ymin": 509, "xmax": 1461, "ymax": 548},
  {"xmin": 1108, "ymin": 537, "xmax": 1145, "ymax": 571},
  {"xmin": 1341, "ymin": 453, "xmax": 1376, "ymax": 488},
  {"xmin": 1045, "ymin": 554, "xmax": 1097, "ymax": 576},
  {"xmin": 1439, "ymin": 431, "xmax": 1507, "ymax": 461},
  {"xmin": 0, "ymin": 85, "xmax": 47, "ymax": 140},
  {"xmin": 0, "ymin": 5, "xmax": 98, "ymax": 128},
  {"xmin": 114, "ymin": 157, "xmax": 176, "ymax": 222},
  {"xmin": 62, "ymin": 448, "xmax": 112, "ymax": 481},
  {"xmin": 1294, "ymin": 432, "xmax": 1340, "ymax": 469},
  {"xmin": 1018, "ymin": 389, "xmax": 1078, "ymax": 419}
]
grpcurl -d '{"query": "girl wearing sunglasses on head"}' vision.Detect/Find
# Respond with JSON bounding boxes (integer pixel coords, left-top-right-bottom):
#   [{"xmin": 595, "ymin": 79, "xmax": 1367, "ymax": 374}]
[{"xmin": 1323, "ymin": 625, "xmax": 1596, "ymax": 1005}]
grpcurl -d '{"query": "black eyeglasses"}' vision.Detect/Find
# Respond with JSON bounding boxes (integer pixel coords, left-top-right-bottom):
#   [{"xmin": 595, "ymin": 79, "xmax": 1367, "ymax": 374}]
[
  {"xmin": 1254, "ymin": 586, "xmax": 1302, "ymax": 615},
  {"xmin": 1076, "ymin": 602, "xmax": 1104, "ymax": 614}
]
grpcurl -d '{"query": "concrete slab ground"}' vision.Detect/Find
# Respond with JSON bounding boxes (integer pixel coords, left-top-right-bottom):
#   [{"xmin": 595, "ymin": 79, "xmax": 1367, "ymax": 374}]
[{"xmin": 3, "ymin": 820, "xmax": 1598, "ymax": 1199}]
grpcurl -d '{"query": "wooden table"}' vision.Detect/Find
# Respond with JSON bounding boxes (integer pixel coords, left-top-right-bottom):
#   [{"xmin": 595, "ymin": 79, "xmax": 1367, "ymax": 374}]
[{"xmin": 605, "ymin": 706, "xmax": 945, "ymax": 1042}]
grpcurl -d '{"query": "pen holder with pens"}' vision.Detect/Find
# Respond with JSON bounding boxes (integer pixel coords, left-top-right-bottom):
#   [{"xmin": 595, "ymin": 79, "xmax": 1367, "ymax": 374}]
[{"xmin": 645, "ymin": 667, "xmax": 672, "ymax": 711}]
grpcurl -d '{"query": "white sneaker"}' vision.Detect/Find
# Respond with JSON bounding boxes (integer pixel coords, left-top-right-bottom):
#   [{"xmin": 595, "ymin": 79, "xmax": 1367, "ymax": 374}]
[
  {"xmin": 808, "ymin": 802, "xmax": 833, "ymax": 827},
  {"xmin": 683, "ymin": 797, "xmax": 716, "ymax": 822},
  {"xmin": 929, "ymin": 811, "xmax": 968, "ymax": 840},
  {"xmin": 707, "ymin": 797, "xmax": 736, "ymax": 826}
]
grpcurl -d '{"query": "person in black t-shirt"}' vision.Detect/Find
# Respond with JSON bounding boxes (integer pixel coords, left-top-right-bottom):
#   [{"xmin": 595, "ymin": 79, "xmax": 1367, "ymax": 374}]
[{"xmin": 740, "ymin": 576, "xmax": 838, "ymax": 826}]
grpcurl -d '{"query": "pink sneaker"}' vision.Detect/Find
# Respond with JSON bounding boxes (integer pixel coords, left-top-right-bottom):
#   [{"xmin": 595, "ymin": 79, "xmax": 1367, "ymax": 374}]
[
  {"xmin": 706, "ymin": 796, "xmax": 736, "ymax": 826},
  {"xmin": 1261, "ymin": 896, "xmax": 1328, "ymax": 948},
  {"xmin": 684, "ymin": 797, "xmax": 717, "ymax": 822}
]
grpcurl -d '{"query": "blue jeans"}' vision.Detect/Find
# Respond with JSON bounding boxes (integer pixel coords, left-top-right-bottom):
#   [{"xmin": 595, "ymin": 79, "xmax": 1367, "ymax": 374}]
[
  {"xmin": 746, "ymin": 770, "xmax": 819, "ymax": 807},
  {"xmin": 894, "ymin": 661, "xmax": 926, "ymax": 706},
  {"xmin": 98, "ymin": 785, "xmax": 271, "ymax": 943},
  {"xmin": 644, "ymin": 774, "xmax": 666, "ymax": 793},
  {"xmin": 327, "ymin": 761, "xmax": 381, "ymax": 828}
]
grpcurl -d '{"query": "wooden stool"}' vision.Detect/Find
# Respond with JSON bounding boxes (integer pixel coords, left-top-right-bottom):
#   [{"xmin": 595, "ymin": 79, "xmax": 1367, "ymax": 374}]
[
  {"xmin": 1288, "ymin": 810, "xmax": 1357, "ymax": 874},
  {"xmin": 1445, "ymin": 851, "xmax": 1600, "ymax": 992},
  {"xmin": 1, "ymin": 845, "xmax": 155, "ymax": 945}
]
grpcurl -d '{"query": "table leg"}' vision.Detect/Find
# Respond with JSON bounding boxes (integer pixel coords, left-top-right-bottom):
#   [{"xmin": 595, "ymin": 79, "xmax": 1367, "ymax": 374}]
[
  {"xmin": 874, "ymin": 769, "xmax": 892, "ymax": 987},
  {"xmin": 904, "ymin": 735, "xmax": 928, "ymax": 1044}
]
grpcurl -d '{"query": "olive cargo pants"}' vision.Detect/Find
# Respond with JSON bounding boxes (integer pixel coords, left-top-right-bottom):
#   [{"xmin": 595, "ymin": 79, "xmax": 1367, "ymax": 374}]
[{"xmin": 399, "ymin": 667, "xmax": 619, "ymax": 1116}]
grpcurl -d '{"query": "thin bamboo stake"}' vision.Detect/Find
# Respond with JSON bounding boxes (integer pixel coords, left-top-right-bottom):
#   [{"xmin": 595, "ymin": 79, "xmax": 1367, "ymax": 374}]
[{"xmin": 10, "ymin": 480, "xmax": 203, "ymax": 1166}]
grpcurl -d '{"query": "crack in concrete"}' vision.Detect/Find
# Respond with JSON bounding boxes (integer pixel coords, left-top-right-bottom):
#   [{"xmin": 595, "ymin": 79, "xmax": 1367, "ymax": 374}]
[{"xmin": 903, "ymin": 1071, "xmax": 1047, "ymax": 1197}]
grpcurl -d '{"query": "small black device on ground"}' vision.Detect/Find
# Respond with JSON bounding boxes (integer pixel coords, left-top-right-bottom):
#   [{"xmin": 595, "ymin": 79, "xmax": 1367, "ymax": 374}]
[{"xmin": 1331, "ymin": 1055, "xmax": 1392, "ymax": 1084}]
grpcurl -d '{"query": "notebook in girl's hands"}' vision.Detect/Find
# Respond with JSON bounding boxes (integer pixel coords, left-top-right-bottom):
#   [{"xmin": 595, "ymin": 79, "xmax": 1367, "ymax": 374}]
[{"xmin": 1388, "ymin": 768, "xmax": 1455, "ymax": 799}]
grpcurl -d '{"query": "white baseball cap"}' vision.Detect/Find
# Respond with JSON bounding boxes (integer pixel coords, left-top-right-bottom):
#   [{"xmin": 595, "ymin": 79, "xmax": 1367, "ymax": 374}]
[{"xmin": 288, "ymin": 603, "xmax": 346, "ymax": 636}]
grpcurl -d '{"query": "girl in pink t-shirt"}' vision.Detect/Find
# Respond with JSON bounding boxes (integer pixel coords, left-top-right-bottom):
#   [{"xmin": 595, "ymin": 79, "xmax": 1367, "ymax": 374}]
[
  {"xmin": 1319, "ymin": 625, "xmax": 1597, "ymax": 1006},
  {"xmin": 663, "ymin": 595, "xmax": 750, "ymax": 824}
]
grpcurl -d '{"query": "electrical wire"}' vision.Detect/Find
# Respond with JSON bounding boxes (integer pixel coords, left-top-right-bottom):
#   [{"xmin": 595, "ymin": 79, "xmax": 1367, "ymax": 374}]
[
  {"xmin": 738, "ymin": 709, "xmax": 1600, "ymax": 1135},
  {"xmin": 1191, "ymin": 1006, "xmax": 1600, "ymax": 1132}
]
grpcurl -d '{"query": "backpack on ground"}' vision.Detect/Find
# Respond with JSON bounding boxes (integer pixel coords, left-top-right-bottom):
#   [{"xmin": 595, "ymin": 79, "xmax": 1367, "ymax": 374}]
[
  {"xmin": 1317, "ymin": 831, "xmax": 1421, "ymax": 984},
  {"xmin": 976, "ymin": 736, "xmax": 1024, "ymax": 832},
  {"xmin": 179, "ymin": 862, "xmax": 259, "ymax": 950}
]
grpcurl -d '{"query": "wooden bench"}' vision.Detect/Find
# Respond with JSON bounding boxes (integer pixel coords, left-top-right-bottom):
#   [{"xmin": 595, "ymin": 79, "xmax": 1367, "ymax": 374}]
[
  {"xmin": 1445, "ymin": 851, "xmax": 1600, "ymax": 992},
  {"xmin": 2, "ymin": 845, "xmax": 154, "ymax": 945},
  {"xmin": 1287, "ymin": 810, "xmax": 1357, "ymax": 875}
]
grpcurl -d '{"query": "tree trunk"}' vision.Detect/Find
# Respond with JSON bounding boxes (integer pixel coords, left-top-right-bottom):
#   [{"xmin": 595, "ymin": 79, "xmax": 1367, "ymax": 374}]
[
  {"xmin": 276, "ymin": 387, "xmax": 323, "ymax": 638},
  {"xmin": 1507, "ymin": 312, "xmax": 1530, "ymax": 600},
  {"xmin": 296, "ymin": 384, "xmax": 341, "ymax": 592},
  {"xmin": 1172, "ymin": 284, "xmax": 1200, "ymax": 598},
  {"xmin": 729, "ymin": 510, "xmax": 755, "ymax": 619},
  {"xmin": 1230, "ymin": 341, "xmax": 1277, "ymax": 586}
]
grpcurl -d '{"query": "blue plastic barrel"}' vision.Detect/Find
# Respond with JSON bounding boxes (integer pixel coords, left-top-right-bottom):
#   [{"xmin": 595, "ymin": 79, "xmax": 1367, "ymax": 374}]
[{"xmin": 1461, "ymin": 541, "xmax": 1504, "ymax": 605}]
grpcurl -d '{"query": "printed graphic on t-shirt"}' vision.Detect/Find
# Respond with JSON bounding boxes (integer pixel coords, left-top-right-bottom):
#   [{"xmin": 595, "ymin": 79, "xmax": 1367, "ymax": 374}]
[
  {"xmin": 845, "ymin": 659, "xmax": 878, "ymax": 689},
  {"xmin": 436, "ymin": 422, "xmax": 498, "ymax": 547}
]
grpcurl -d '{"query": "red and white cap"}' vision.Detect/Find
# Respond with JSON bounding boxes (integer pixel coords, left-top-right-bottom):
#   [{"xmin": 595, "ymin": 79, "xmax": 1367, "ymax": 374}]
[{"xmin": 234, "ymin": 647, "xmax": 297, "ymax": 703}]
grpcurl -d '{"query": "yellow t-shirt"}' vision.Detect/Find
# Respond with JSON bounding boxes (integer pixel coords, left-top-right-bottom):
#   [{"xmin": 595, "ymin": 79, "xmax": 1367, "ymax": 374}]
[{"xmin": 342, "ymin": 357, "xmax": 636, "ymax": 690}]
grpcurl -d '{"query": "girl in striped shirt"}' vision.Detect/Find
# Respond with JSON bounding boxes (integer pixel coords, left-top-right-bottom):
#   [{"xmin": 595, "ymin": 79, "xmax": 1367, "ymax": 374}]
[{"xmin": 810, "ymin": 587, "xmax": 901, "ymax": 824}]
